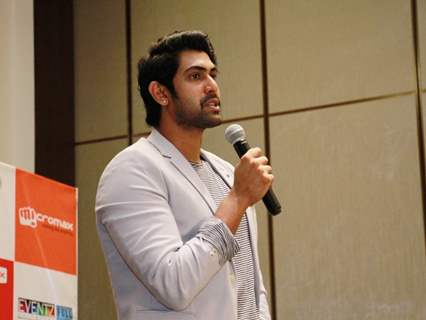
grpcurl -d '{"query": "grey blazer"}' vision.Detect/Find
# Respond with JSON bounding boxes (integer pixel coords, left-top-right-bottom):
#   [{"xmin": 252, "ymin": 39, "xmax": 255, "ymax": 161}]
[{"xmin": 95, "ymin": 128, "xmax": 271, "ymax": 320}]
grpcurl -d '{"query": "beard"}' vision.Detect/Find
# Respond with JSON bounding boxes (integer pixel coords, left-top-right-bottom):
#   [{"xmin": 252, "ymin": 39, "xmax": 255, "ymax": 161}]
[{"xmin": 173, "ymin": 93, "xmax": 222, "ymax": 129}]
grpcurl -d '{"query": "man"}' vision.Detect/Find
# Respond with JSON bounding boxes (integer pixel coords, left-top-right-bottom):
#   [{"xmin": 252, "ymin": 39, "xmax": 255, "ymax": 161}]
[{"xmin": 96, "ymin": 30, "xmax": 272, "ymax": 320}]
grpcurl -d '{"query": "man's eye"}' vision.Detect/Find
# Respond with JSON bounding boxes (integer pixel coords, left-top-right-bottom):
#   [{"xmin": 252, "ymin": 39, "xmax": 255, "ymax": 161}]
[{"xmin": 190, "ymin": 73, "xmax": 201, "ymax": 80}]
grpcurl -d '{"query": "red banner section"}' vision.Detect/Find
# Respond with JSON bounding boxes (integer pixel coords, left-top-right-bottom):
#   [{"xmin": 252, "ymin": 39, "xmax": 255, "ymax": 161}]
[
  {"xmin": 0, "ymin": 258, "xmax": 13, "ymax": 320},
  {"xmin": 15, "ymin": 169, "xmax": 77, "ymax": 275}
]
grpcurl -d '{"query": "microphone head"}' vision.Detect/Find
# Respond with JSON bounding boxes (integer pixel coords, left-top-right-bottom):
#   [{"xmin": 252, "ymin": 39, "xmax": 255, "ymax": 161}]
[{"xmin": 225, "ymin": 124, "xmax": 246, "ymax": 145}]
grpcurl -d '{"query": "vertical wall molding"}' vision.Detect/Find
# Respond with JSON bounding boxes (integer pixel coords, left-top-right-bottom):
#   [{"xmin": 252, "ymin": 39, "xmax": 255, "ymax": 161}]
[
  {"xmin": 259, "ymin": 0, "xmax": 278, "ymax": 318},
  {"xmin": 125, "ymin": 0, "xmax": 133, "ymax": 146},
  {"xmin": 410, "ymin": 0, "xmax": 426, "ymax": 250},
  {"xmin": 34, "ymin": 0, "xmax": 75, "ymax": 185}
]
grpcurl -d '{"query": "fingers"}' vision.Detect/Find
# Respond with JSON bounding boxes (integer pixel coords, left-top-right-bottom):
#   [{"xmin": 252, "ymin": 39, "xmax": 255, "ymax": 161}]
[
  {"xmin": 244, "ymin": 147, "xmax": 263, "ymax": 158},
  {"xmin": 242, "ymin": 147, "xmax": 274, "ymax": 181},
  {"xmin": 260, "ymin": 165, "xmax": 273, "ymax": 175},
  {"xmin": 259, "ymin": 165, "xmax": 274, "ymax": 188},
  {"xmin": 243, "ymin": 147, "xmax": 268, "ymax": 162},
  {"xmin": 232, "ymin": 147, "xmax": 276, "ymax": 207}
]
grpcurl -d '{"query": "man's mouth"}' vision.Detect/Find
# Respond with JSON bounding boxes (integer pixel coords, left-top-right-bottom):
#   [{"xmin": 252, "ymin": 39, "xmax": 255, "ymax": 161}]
[{"xmin": 202, "ymin": 96, "xmax": 221, "ymax": 109}]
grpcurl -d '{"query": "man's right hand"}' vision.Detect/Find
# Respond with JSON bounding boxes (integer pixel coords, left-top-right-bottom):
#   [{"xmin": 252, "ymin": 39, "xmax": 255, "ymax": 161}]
[
  {"xmin": 215, "ymin": 147, "xmax": 274, "ymax": 233},
  {"xmin": 232, "ymin": 147, "xmax": 274, "ymax": 209}
]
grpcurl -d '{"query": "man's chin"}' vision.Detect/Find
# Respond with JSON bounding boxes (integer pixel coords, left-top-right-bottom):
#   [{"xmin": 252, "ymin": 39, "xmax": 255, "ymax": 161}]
[
  {"xmin": 177, "ymin": 112, "xmax": 222, "ymax": 129},
  {"xmin": 203, "ymin": 115, "xmax": 223, "ymax": 128}
]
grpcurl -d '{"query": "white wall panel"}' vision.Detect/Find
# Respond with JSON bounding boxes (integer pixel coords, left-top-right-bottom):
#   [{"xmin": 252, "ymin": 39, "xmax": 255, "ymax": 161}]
[{"xmin": 0, "ymin": 0, "xmax": 34, "ymax": 171}]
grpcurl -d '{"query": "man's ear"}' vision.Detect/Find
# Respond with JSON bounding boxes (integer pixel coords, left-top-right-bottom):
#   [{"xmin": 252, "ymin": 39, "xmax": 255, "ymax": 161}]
[{"xmin": 148, "ymin": 81, "xmax": 169, "ymax": 106}]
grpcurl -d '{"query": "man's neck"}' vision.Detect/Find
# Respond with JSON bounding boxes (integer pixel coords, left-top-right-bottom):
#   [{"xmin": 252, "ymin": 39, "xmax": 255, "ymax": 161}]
[{"xmin": 156, "ymin": 123, "xmax": 203, "ymax": 163}]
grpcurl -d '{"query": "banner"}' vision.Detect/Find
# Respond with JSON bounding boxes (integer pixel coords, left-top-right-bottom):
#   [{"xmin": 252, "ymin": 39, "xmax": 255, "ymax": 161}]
[{"xmin": 0, "ymin": 162, "xmax": 78, "ymax": 320}]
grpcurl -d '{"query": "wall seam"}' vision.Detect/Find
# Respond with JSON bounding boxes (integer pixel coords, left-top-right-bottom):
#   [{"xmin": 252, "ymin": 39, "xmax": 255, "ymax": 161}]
[
  {"xmin": 410, "ymin": 0, "xmax": 426, "ymax": 253},
  {"xmin": 75, "ymin": 135, "xmax": 129, "ymax": 146},
  {"xmin": 269, "ymin": 91, "xmax": 416, "ymax": 118},
  {"xmin": 259, "ymin": 0, "xmax": 278, "ymax": 319},
  {"xmin": 75, "ymin": 91, "xmax": 418, "ymax": 146}
]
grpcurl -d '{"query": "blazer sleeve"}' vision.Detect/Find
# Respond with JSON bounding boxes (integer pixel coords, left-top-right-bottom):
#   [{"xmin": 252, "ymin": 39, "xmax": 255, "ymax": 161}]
[{"xmin": 96, "ymin": 153, "xmax": 237, "ymax": 311}]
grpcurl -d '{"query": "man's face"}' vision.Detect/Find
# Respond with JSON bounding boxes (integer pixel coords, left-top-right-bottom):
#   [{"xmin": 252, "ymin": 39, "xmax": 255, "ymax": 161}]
[{"xmin": 170, "ymin": 50, "xmax": 222, "ymax": 129}]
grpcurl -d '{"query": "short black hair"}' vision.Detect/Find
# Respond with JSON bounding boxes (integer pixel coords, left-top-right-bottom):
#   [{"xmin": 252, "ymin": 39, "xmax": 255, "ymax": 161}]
[{"xmin": 137, "ymin": 30, "xmax": 217, "ymax": 127}]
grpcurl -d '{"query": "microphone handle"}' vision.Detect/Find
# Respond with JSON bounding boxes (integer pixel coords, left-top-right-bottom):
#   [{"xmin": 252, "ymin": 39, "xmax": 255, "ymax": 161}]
[{"xmin": 233, "ymin": 140, "xmax": 282, "ymax": 215}]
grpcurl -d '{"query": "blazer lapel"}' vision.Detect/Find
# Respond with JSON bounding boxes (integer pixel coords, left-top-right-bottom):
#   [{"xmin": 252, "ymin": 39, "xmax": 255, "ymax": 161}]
[
  {"xmin": 147, "ymin": 129, "xmax": 217, "ymax": 215},
  {"xmin": 201, "ymin": 150, "xmax": 234, "ymax": 189}
]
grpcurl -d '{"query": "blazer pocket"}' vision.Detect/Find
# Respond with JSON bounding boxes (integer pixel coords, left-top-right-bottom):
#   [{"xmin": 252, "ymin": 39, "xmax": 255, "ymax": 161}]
[{"xmin": 134, "ymin": 310, "xmax": 196, "ymax": 320}]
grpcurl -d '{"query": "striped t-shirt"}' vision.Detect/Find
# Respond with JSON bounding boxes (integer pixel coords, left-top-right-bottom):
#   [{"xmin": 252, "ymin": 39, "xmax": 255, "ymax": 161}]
[{"xmin": 192, "ymin": 159, "xmax": 259, "ymax": 320}]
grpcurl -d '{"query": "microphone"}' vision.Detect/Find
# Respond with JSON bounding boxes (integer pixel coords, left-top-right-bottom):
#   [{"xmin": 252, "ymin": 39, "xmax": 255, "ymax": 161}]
[{"xmin": 225, "ymin": 124, "xmax": 282, "ymax": 216}]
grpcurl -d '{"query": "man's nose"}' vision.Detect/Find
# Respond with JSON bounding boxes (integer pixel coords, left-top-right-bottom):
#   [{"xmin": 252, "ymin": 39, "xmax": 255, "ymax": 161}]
[{"xmin": 205, "ymin": 75, "xmax": 219, "ymax": 94}]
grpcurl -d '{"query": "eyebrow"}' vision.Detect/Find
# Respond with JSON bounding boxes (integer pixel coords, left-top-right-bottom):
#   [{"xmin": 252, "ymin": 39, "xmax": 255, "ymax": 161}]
[{"xmin": 183, "ymin": 65, "xmax": 218, "ymax": 74}]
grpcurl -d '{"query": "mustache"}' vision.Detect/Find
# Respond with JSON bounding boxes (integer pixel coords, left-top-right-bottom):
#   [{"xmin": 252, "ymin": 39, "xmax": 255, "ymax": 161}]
[{"xmin": 200, "ymin": 93, "xmax": 221, "ymax": 107}]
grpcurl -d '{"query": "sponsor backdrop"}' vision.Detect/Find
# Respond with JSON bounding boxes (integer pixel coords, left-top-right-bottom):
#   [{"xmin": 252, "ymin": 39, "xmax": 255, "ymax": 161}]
[{"xmin": 0, "ymin": 162, "xmax": 77, "ymax": 320}]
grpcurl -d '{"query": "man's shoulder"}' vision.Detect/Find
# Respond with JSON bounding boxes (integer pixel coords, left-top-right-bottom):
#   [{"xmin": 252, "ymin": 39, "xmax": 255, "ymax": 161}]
[
  {"xmin": 101, "ymin": 137, "xmax": 162, "ymax": 177},
  {"xmin": 116, "ymin": 136, "xmax": 158, "ymax": 160}
]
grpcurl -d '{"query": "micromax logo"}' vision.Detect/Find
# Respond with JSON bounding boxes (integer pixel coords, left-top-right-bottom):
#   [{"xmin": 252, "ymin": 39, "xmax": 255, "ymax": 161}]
[
  {"xmin": 19, "ymin": 207, "xmax": 74, "ymax": 232},
  {"xmin": 0, "ymin": 266, "xmax": 7, "ymax": 284}
]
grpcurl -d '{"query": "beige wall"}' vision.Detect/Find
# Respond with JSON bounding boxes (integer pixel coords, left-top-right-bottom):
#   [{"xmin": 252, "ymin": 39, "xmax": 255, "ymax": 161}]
[
  {"xmin": 74, "ymin": 0, "xmax": 426, "ymax": 319},
  {"xmin": 419, "ymin": 0, "xmax": 426, "ymax": 89},
  {"xmin": 0, "ymin": 0, "xmax": 34, "ymax": 172},
  {"xmin": 76, "ymin": 139, "xmax": 127, "ymax": 319},
  {"xmin": 74, "ymin": 0, "xmax": 128, "ymax": 142}
]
